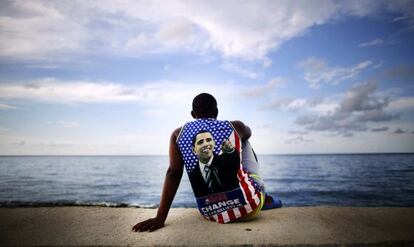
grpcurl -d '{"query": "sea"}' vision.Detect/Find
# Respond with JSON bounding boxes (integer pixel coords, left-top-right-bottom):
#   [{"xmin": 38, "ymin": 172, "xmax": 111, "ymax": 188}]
[{"xmin": 1, "ymin": 154, "xmax": 413, "ymax": 208}]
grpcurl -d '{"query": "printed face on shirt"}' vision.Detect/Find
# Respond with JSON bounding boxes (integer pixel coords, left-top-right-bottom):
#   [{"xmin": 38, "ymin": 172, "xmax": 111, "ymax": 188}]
[{"xmin": 192, "ymin": 131, "xmax": 215, "ymax": 163}]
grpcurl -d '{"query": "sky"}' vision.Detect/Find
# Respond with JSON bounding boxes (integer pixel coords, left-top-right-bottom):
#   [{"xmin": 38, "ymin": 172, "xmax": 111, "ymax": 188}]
[{"xmin": 0, "ymin": 0, "xmax": 413, "ymax": 155}]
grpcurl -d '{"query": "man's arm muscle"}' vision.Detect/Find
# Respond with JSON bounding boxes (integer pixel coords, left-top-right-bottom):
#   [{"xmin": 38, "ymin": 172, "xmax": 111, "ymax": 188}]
[{"xmin": 231, "ymin": 120, "xmax": 251, "ymax": 142}]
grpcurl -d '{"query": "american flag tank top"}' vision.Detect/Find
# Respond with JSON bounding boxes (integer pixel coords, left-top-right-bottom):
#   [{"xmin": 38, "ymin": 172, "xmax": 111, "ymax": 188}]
[{"xmin": 176, "ymin": 118, "xmax": 261, "ymax": 223}]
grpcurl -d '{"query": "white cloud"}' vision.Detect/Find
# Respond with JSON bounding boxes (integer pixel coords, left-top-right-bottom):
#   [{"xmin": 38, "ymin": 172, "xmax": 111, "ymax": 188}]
[
  {"xmin": 46, "ymin": 120, "xmax": 81, "ymax": 128},
  {"xmin": 126, "ymin": 34, "xmax": 152, "ymax": 50},
  {"xmin": 1, "ymin": 0, "xmax": 413, "ymax": 64},
  {"xmin": 285, "ymin": 135, "xmax": 313, "ymax": 144},
  {"xmin": 339, "ymin": 0, "xmax": 414, "ymax": 19},
  {"xmin": 387, "ymin": 97, "xmax": 414, "ymax": 111},
  {"xmin": 0, "ymin": 78, "xmax": 238, "ymax": 105},
  {"xmin": 298, "ymin": 58, "xmax": 373, "ymax": 88},
  {"xmin": 310, "ymin": 101, "xmax": 339, "ymax": 114},
  {"xmin": 220, "ymin": 61, "xmax": 262, "ymax": 79},
  {"xmin": 243, "ymin": 77, "xmax": 285, "ymax": 97},
  {"xmin": 0, "ymin": 102, "xmax": 17, "ymax": 110},
  {"xmin": 288, "ymin": 130, "xmax": 309, "ymax": 135},
  {"xmin": 258, "ymin": 93, "xmax": 340, "ymax": 115},
  {"xmin": 0, "ymin": 0, "xmax": 335, "ymax": 63},
  {"xmin": 0, "ymin": 79, "xmax": 148, "ymax": 103},
  {"xmin": 260, "ymin": 97, "xmax": 323, "ymax": 111},
  {"xmin": 155, "ymin": 18, "xmax": 195, "ymax": 47},
  {"xmin": 359, "ymin": 38, "xmax": 384, "ymax": 47},
  {"xmin": 0, "ymin": 126, "xmax": 8, "ymax": 133},
  {"xmin": 183, "ymin": 1, "xmax": 338, "ymax": 62},
  {"xmin": 0, "ymin": 1, "xmax": 86, "ymax": 60}
]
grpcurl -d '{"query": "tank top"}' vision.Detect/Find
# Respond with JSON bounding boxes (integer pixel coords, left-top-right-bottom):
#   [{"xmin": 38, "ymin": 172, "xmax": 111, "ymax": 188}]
[{"xmin": 176, "ymin": 118, "xmax": 261, "ymax": 223}]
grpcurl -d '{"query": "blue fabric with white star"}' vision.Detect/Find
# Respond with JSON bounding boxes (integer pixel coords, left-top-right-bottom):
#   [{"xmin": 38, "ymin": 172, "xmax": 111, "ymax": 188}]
[{"xmin": 177, "ymin": 118, "xmax": 234, "ymax": 174}]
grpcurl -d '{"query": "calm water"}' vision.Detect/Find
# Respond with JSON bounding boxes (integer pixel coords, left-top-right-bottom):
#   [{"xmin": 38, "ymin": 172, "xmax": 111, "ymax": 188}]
[{"xmin": 1, "ymin": 154, "xmax": 413, "ymax": 207}]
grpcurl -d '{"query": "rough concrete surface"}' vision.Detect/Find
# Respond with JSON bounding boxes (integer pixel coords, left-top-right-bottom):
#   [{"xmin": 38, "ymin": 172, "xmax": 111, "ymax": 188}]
[{"xmin": 0, "ymin": 207, "xmax": 413, "ymax": 246}]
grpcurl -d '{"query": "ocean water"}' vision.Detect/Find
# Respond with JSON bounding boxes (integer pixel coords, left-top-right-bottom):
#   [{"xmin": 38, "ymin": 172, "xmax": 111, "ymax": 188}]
[{"xmin": 0, "ymin": 154, "xmax": 413, "ymax": 208}]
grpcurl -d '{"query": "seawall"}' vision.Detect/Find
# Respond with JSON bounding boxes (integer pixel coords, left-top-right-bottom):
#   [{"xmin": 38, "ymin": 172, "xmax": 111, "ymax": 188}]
[{"xmin": 1, "ymin": 207, "xmax": 413, "ymax": 246}]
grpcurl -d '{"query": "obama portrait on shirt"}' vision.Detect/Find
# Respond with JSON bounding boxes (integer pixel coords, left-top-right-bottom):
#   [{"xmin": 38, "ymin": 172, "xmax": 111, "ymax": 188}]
[{"xmin": 189, "ymin": 130, "xmax": 241, "ymax": 198}]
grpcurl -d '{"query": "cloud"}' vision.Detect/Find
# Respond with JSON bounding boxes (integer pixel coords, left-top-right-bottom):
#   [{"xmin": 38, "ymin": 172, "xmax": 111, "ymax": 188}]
[
  {"xmin": 0, "ymin": 78, "xmax": 237, "ymax": 105},
  {"xmin": 3, "ymin": 0, "xmax": 412, "ymax": 65},
  {"xmin": 285, "ymin": 135, "xmax": 313, "ymax": 144},
  {"xmin": 387, "ymin": 97, "xmax": 414, "ymax": 111},
  {"xmin": 339, "ymin": 0, "xmax": 414, "ymax": 20},
  {"xmin": 358, "ymin": 38, "xmax": 399, "ymax": 48},
  {"xmin": 0, "ymin": 0, "xmax": 336, "ymax": 62},
  {"xmin": 289, "ymin": 130, "xmax": 309, "ymax": 135},
  {"xmin": 9, "ymin": 141, "xmax": 25, "ymax": 146},
  {"xmin": 220, "ymin": 62, "xmax": 262, "ymax": 79},
  {"xmin": 177, "ymin": 1, "xmax": 338, "ymax": 62},
  {"xmin": 243, "ymin": 78, "xmax": 285, "ymax": 97},
  {"xmin": 358, "ymin": 38, "xmax": 384, "ymax": 47},
  {"xmin": 255, "ymin": 123, "xmax": 271, "ymax": 129},
  {"xmin": 0, "ymin": 79, "xmax": 149, "ymax": 103},
  {"xmin": 294, "ymin": 81, "xmax": 400, "ymax": 136},
  {"xmin": 126, "ymin": 18, "xmax": 203, "ymax": 53},
  {"xmin": 295, "ymin": 112, "xmax": 370, "ymax": 135},
  {"xmin": 0, "ymin": 126, "xmax": 8, "ymax": 133},
  {"xmin": 0, "ymin": 1, "xmax": 86, "ymax": 60},
  {"xmin": 340, "ymin": 80, "xmax": 389, "ymax": 112},
  {"xmin": 298, "ymin": 58, "xmax": 373, "ymax": 88},
  {"xmin": 373, "ymin": 60, "xmax": 385, "ymax": 69},
  {"xmin": 125, "ymin": 34, "xmax": 152, "ymax": 50},
  {"xmin": 371, "ymin": 126, "xmax": 389, "ymax": 132},
  {"xmin": 259, "ymin": 97, "xmax": 323, "ymax": 111},
  {"xmin": 384, "ymin": 64, "xmax": 414, "ymax": 80},
  {"xmin": 155, "ymin": 18, "xmax": 196, "ymax": 48},
  {"xmin": 0, "ymin": 102, "xmax": 17, "ymax": 110},
  {"xmin": 355, "ymin": 109, "xmax": 398, "ymax": 122},
  {"xmin": 46, "ymin": 120, "xmax": 81, "ymax": 128},
  {"xmin": 394, "ymin": 128, "xmax": 408, "ymax": 134}
]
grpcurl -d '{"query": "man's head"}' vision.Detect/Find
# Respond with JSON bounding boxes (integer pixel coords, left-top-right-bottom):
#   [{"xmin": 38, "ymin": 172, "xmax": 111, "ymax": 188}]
[
  {"xmin": 191, "ymin": 93, "xmax": 218, "ymax": 119},
  {"xmin": 192, "ymin": 130, "xmax": 215, "ymax": 163}
]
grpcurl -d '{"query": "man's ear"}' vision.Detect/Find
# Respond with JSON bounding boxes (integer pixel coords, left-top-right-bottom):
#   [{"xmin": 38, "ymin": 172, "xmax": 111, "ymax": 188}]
[
  {"xmin": 192, "ymin": 147, "xmax": 197, "ymax": 155},
  {"xmin": 191, "ymin": 110, "xmax": 196, "ymax": 119}
]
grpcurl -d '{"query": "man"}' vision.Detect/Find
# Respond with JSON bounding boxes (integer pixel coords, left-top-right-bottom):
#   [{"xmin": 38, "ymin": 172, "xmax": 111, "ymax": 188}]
[
  {"xmin": 132, "ymin": 93, "xmax": 281, "ymax": 232},
  {"xmin": 189, "ymin": 130, "xmax": 240, "ymax": 197}
]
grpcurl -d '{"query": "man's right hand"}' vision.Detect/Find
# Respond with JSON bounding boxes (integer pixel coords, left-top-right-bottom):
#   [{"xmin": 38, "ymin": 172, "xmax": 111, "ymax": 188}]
[
  {"xmin": 221, "ymin": 139, "xmax": 235, "ymax": 153},
  {"xmin": 131, "ymin": 217, "xmax": 165, "ymax": 232}
]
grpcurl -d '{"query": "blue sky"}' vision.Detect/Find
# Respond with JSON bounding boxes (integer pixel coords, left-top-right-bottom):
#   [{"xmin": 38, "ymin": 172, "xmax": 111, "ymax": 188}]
[{"xmin": 0, "ymin": 0, "xmax": 413, "ymax": 155}]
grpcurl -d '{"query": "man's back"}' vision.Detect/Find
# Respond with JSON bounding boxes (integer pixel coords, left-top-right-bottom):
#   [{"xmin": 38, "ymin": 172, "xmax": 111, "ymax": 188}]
[{"xmin": 175, "ymin": 118, "xmax": 262, "ymax": 223}]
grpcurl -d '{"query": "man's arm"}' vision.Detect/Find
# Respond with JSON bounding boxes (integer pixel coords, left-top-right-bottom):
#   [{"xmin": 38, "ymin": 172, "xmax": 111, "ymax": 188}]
[
  {"xmin": 231, "ymin": 120, "xmax": 251, "ymax": 142},
  {"xmin": 132, "ymin": 128, "xmax": 184, "ymax": 232}
]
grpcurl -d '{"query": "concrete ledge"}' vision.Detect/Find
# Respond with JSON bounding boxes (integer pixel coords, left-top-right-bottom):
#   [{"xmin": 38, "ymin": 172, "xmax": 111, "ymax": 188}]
[{"xmin": 0, "ymin": 207, "xmax": 413, "ymax": 246}]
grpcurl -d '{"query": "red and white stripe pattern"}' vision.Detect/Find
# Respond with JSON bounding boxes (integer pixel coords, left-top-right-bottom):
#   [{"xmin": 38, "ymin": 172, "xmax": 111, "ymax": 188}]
[{"xmin": 207, "ymin": 128, "xmax": 261, "ymax": 224}]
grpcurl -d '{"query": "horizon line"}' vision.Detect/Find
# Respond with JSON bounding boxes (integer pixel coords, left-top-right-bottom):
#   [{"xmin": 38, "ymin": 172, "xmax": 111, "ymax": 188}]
[{"xmin": 1, "ymin": 152, "xmax": 413, "ymax": 157}]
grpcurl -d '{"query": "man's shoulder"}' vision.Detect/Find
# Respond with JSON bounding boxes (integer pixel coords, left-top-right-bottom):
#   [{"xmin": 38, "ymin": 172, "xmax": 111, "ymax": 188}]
[
  {"xmin": 170, "ymin": 127, "xmax": 183, "ymax": 143},
  {"xmin": 230, "ymin": 120, "xmax": 245, "ymax": 129}
]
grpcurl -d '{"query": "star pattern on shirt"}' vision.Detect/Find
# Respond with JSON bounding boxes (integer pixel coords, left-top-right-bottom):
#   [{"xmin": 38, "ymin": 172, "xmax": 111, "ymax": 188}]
[{"xmin": 177, "ymin": 119, "xmax": 233, "ymax": 173}]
